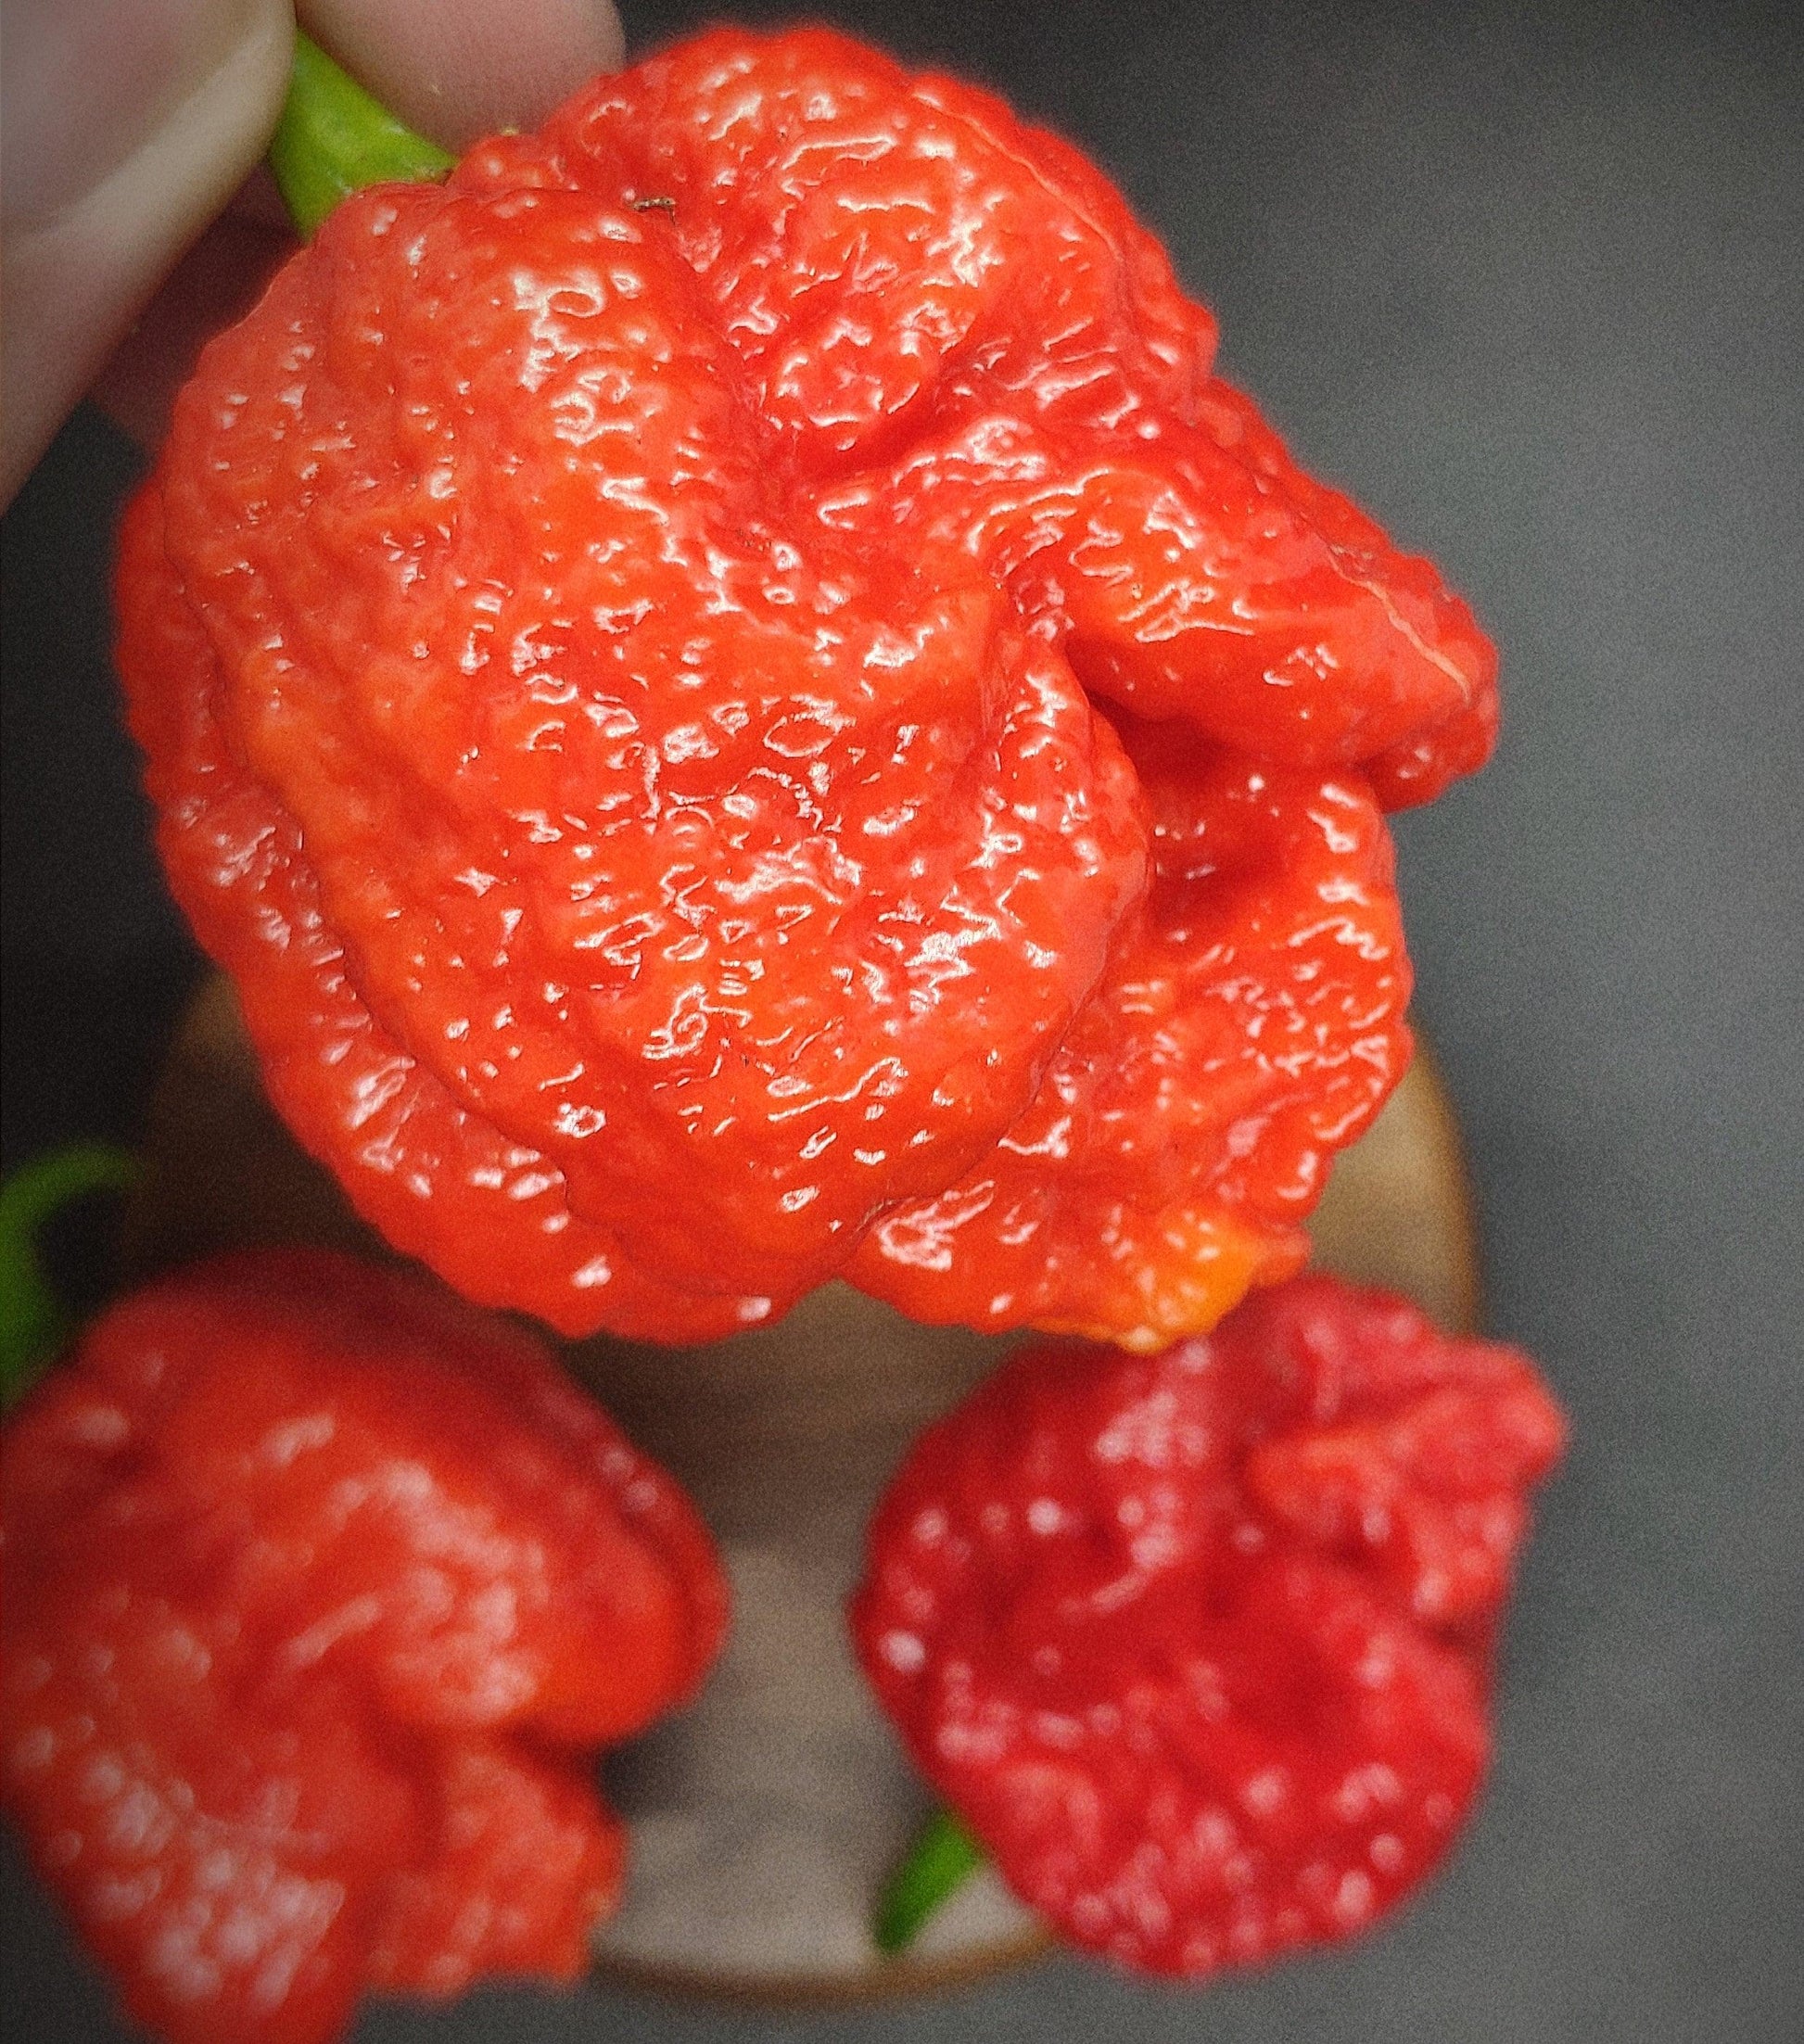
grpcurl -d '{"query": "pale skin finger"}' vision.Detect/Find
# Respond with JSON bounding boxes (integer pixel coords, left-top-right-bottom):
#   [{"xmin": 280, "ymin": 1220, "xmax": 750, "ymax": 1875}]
[
  {"xmin": 300, "ymin": 0, "xmax": 625, "ymax": 148},
  {"xmin": 1, "ymin": 0, "xmax": 293, "ymax": 505},
  {"xmin": 1, "ymin": 0, "xmax": 625, "ymax": 500}
]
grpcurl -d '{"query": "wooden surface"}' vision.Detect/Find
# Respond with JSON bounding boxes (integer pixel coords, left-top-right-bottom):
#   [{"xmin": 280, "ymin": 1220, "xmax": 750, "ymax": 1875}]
[{"xmin": 126, "ymin": 978, "xmax": 1480, "ymax": 2006}]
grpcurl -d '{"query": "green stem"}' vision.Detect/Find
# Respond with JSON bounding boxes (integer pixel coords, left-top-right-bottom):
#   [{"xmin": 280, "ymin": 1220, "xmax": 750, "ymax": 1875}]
[
  {"xmin": 267, "ymin": 32, "xmax": 455, "ymax": 239},
  {"xmin": 874, "ymin": 1807, "xmax": 987, "ymax": 1955},
  {"xmin": 0, "ymin": 1145, "xmax": 140, "ymax": 1407}
]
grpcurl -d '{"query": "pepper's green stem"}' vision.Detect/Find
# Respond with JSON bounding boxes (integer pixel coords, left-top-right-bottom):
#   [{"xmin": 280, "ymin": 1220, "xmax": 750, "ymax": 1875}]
[
  {"xmin": 0, "ymin": 1146, "xmax": 140, "ymax": 1407},
  {"xmin": 267, "ymin": 32, "xmax": 455, "ymax": 238},
  {"xmin": 874, "ymin": 1808, "xmax": 986, "ymax": 1955}
]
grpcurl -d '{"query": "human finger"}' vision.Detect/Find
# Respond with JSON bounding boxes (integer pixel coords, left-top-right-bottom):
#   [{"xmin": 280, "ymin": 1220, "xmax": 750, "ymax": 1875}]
[
  {"xmin": 298, "ymin": 0, "xmax": 625, "ymax": 151},
  {"xmin": 87, "ymin": 0, "xmax": 628, "ymax": 455},
  {"xmin": 1, "ymin": 0, "xmax": 293, "ymax": 505}
]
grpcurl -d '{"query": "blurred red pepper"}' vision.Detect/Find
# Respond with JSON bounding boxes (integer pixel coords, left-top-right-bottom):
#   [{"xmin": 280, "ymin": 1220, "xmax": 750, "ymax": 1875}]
[
  {"xmin": 117, "ymin": 27, "xmax": 1495, "ymax": 1346},
  {"xmin": 1, "ymin": 1250, "xmax": 726, "ymax": 2044},
  {"xmin": 852, "ymin": 1275, "xmax": 1565, "ymax": 1974}
]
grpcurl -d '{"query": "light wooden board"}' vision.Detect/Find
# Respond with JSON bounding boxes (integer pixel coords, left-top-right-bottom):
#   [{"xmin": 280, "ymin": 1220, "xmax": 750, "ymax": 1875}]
[{"xmin": 126, "ymin": 978, "xmax": 1480, "ymax": 2006}]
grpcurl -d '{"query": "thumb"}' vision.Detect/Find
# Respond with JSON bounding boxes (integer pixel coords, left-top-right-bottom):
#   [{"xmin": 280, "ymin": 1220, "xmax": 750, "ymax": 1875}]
[{"xmin": 1, "ymin": 0, "xmax": 293, "ymax": 506}]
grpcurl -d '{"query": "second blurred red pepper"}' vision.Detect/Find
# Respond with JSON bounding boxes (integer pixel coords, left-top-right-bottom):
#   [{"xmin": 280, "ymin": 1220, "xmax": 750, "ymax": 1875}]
[
  {"xmin": 852, "ymin": 1275, "xmax": 1565, "ymax": 1974},
  {"xmin": 2, "ymin": 1251, "xmax": 727, "ymax": 2044}
]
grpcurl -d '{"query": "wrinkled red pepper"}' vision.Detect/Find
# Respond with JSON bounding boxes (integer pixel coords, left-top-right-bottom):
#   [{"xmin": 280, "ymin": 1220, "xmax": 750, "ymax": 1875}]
[
  {"xmin": 117, "ymin": 27, "xmax": 1496, "ymax": 1346},
  {"xmin": 1, "ymin": 1251, "xmax": 726, "ymax": 2044},
  {"xmin": 851, "ymin": 1275, "xmax": 1565, "ymax": 1974}
]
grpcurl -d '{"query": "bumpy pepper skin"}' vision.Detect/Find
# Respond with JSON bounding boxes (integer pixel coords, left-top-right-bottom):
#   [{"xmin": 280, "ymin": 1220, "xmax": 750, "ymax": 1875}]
[
  {"xmin": 1, "ymin": 1251, "xmax": 727, "ymax": 2044},
  {"xmin": 850, "ymin": 1276, "xmax": 1565, "ymax": 1976},
  {"xmin": 116, "ymin": 27, "xmax": 1496, "ymax": 1345},
  {"xmin": 849, "ymin": 714, "xmax": 1410, "ymax": 1348}
]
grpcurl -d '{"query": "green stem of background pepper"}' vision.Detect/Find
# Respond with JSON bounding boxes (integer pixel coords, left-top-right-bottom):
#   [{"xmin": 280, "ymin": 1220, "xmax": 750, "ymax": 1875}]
[
  {"xmin": 267, "ymin": 31, "xmax": 454, "ymax": 238},
  {"xmin": 264, "ymin": 24, "xmax": 990, "ymax": 1961},
  {"xmin": 875, "ymin": 1808, "xmax": 987, "ymax": 1954},
  {"xmin": 0, "ymin": 1146, "xmax": 140, "ymax": 1406}
]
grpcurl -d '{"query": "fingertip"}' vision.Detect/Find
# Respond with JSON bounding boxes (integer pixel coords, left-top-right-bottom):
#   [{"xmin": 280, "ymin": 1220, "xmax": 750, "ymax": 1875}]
[
  {"xmin": 1, "ymin": 0, "xmax": 293, "ymax": 505},
  {"xmin": 2, "ymin": 0, "xmax": 291, "ymax": 227},
  {"xmin": 297, "ymin": 0, "xmax": 625, "ymax": 150}
]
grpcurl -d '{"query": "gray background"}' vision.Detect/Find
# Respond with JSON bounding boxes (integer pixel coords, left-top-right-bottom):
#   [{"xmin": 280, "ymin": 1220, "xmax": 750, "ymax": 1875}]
[{"xmin": 4, "ymin": 1, "xmax": 1800, "ymax": 2039}]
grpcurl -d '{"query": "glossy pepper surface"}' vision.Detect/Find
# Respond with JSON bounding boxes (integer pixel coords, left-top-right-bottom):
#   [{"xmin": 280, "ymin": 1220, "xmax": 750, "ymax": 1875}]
[
  {"xmin": 117, "ymin": 27, "xmax": 1496, "ymax": 1346},
  {"xmin": 850, "ymin": 1275, "xmax": 1565, "ymax": 1975},
  {"xmin": 0, "ymin": 1251, "xmax": 726, "ymax": 2044}
]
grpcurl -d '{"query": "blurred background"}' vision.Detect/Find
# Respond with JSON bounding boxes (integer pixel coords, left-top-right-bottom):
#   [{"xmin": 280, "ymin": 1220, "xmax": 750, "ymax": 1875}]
[{"xmin": 4, "ymin": 1, "xmax": 1800, "ymax": 2038}]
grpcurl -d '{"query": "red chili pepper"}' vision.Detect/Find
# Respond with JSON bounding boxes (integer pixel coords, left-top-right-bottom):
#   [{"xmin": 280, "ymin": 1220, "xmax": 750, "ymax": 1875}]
[
  {"xmin": 1, "ymin": 1250, "xmax": 727, "ymax": 2044},
  {"xmin": 116, "ymin": 27, "xmax": 1496, "ymax": 1346},
  {"xmin": 851, "ymin": 1275, "xmax": 1565, "ymax": 1974}
]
